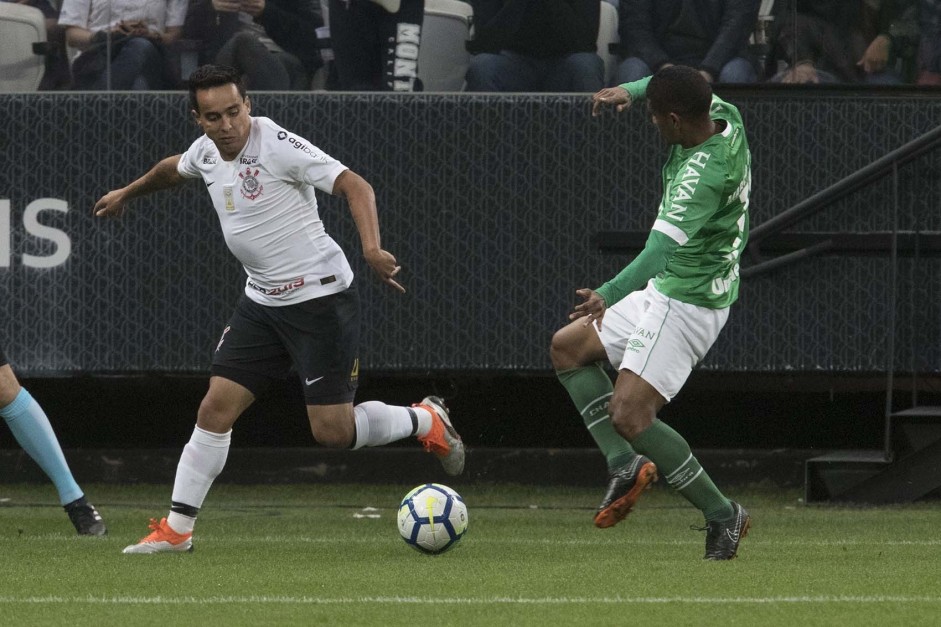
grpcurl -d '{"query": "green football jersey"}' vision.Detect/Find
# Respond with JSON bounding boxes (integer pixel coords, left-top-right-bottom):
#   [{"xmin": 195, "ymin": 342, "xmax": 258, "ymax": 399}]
[{"xmin": 625, "ymin": 79, "xmax": 752, "ymax": 309}]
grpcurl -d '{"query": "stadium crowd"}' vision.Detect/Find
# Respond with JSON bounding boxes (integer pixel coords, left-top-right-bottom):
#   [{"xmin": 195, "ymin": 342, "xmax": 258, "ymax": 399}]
[{"xmin": 4, "ymin": 0, "xmax": 940, "ymax": 91}]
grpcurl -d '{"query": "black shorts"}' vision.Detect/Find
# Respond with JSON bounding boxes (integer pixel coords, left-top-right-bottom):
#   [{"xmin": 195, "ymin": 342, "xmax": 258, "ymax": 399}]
[{"xmin": 211, "ymin": 288, "xmax": 361, "ymax": 405}]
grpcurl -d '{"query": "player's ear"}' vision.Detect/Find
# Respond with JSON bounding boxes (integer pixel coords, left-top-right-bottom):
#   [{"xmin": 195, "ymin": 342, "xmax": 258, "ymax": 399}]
[
  {"xmin": 244, "ymin": 97, "xmax": 251, "ymax": 113},
  {"xmin": 190, "ymin": 109, "xmax": 201, "ymax": 126}
]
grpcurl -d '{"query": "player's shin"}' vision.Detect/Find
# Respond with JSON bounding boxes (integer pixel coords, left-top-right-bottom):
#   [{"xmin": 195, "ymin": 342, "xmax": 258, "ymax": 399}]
[
  {"xmin": 0, "ymin": 388, "xmax": 83, "ymax": 504},
  {"xmin": 351, "ymin": 401, "xmax": 426, "ymax": 449},
  {"xmin": 631, "ymin": 418, "xmax": 734, "ymax": 521},
  {"xmin": 557, "ymin": 363, "xmax": 637, "ymax": 470},
  {"xmin": 167, "ymin": 426, "xmax": 231, "ymax": 533}
]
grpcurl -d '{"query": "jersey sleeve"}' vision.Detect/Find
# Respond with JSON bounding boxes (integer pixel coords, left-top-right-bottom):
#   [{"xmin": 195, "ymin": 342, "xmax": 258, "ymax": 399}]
[
  {"xmin": 166, "ymin": 0, "xmax": 188, "ymax": 28},
  {"xmin": 619, "ymin": 75, "xmax": 651, "ymax": 102},
  {"xmin": 265, "ymin": 125, "xmax": 348, "ymax": 194},
  {"xmin": 595, "ymin": 230, "xmax": 679, "ymax": 306},
  {"xmin": 293, "ymin": 148, "xmax": 348, "ymax": 194},
  {"xmin": 176, "ymin": 138, "xmax": 205, "ymax": 179},
  {"xmin": 56, "ymin": 0, "xmax": 92, "ymax": 28}
]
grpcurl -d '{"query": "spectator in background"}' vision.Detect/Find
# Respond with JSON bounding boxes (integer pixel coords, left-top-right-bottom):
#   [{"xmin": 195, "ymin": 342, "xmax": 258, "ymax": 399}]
[
  {"xmin": 614, "ymin": 0, "xmax": 761, "ymax": 85},
  {"xmin": 1, "ymin": 0, "xmax": 71, "ymax": 89},
  {"xmin": 917, "ymin": 0, "xmax": 941, "ymax": 84},
  {"xmin": 464, "ymin": 0, "xmax": 603, "ymax": 92},
  {"xmin": 58, "ymin": 0, "xmax": 187, "ymax": 90},
  {"xmin": 184, "ymin": 0, "xmax": 323, "ymax": 90},
  {"xmin": 768, "ymin": 0, "xmax": 918, "ymax": 84},
  {"xmin": 326, "ymin": 0, "xmax": 425, "ymax": 91}
]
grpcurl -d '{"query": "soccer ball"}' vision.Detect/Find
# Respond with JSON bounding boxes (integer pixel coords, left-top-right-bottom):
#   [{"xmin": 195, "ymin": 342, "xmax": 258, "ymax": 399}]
[{"xmin": 397, "ymin": 483, "xmax": 468, "ymax": 554}]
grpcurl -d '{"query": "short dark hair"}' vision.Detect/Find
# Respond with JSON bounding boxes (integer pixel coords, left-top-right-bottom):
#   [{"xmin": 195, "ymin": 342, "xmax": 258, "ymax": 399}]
[
  {"xmin": 646, "ymin": 65, "xmax": 712, "ymax": 119},
  {"xmin": 187, "ymin": 64, "xmax": 246, "ymax": 112}
]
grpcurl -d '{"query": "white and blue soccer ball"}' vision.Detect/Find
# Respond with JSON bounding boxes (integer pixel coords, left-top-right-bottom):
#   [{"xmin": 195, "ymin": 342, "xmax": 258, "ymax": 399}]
[{"xmin": 397, "ymin": 483, "xmax": 468, "ymax": 554}]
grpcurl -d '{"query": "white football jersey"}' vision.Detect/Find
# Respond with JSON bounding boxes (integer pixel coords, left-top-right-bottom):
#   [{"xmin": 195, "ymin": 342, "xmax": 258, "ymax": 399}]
[{"xmin": 178, "ymin": 117, "xmax": 353, "ymax": 306}]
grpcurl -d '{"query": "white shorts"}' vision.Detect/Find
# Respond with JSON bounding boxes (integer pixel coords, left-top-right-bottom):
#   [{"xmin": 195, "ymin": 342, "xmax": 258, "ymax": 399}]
[{"xmin": 594, "ymin": 280, "xmax": 729, "ymax": 402}]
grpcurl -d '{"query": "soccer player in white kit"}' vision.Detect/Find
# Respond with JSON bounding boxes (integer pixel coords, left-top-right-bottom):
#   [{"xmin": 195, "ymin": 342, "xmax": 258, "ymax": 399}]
[{"xmin": 93, "ymin": 64, "xmax": 464, "ymax": 554}]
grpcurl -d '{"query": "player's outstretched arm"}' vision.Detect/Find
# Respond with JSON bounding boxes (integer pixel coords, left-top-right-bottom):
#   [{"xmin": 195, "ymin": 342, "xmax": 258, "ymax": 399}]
[
  {"xmin": 591, "ymin": 86, "xmax": 632, "ymax": 117},
  {"xmin": 333, "ymin": 169, "xmax": 406, "ymax": 293},
  {"xmin": 93, "ymin": 155, "xmax": 185, "ymax": 218}
]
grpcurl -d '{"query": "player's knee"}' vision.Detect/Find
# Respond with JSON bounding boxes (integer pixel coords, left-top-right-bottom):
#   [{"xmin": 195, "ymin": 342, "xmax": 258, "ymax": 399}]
[
  {"xmin": 310, "ymin": 422, "xmax": 352, "ymax": 448},
  {"xmin": 550, "ymin": 328, "xmax": 577, "ymax": 369},
  {"xmin": 308, "ymin": 408, "xmax": 355, "ymax": 448},
  {"xmin": 196, "ymin": 396, "xmax": 238, "ymax": 433},
  {"xmin": 609, "ymin": 402, "xmax": 653, "ymax": 441},
  {"xmin": 0, "ymin": 366, "xmax": 22, "ymax": 407}
]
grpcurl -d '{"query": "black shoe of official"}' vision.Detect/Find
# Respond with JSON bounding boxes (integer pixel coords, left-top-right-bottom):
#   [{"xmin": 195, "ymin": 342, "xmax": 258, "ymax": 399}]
[
  {"xmin": 594, "ymin": 455, "xmax": 658, "ymax": 529},
  {"xmin": 64, "ymin": 498, "xmax": 107, "ymax": 536},
  {"xmin": 698, "ymin": 501, "xmax": 750, "ymax": 560}
]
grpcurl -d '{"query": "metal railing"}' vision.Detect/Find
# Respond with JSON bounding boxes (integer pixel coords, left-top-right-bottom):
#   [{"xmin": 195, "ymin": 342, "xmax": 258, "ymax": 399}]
[
  {"xmin": 743, "ymin": 124, "xmax": 941, "ymax": 277},
  {"xmin": 742, "ymin": 125, "xmax": 941, "ymax": 460}
]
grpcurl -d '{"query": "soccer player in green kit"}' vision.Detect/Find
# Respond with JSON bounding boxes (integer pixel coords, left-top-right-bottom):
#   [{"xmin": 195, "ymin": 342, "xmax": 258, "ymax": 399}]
[{"xmin": 550, "ymin": 65, "xmax": 751, "ymax": 560}]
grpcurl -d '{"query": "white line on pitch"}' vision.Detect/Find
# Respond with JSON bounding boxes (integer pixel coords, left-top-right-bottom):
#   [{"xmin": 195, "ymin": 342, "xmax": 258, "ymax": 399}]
[{"xmin": 0, "ymin": 595, "xmax": 940, "ymax": 605}]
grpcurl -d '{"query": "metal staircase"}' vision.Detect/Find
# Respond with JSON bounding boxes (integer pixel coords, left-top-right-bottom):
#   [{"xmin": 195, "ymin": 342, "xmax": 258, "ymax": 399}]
[
  {"xmin": 750, "ymin": 125, "xmax": 941, "ymax": 504},
  {"xmin": 805, "ymin": 407, "xmax": 941, "ymax": 503}
]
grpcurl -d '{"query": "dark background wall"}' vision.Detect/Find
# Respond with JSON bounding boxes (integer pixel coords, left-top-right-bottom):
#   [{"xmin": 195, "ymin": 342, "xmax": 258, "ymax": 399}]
[
  {"xmin": 15, "ymin": 370, "xmax": 935, "ymax": 453},
  {"xmin": 2, "ymin": 89, "xmax": 939, "ymax": 452}
]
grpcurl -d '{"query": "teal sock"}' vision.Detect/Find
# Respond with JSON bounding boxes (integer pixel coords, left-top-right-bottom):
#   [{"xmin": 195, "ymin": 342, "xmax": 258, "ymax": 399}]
[
  {"xmin": 557, "ymin": 363, "xmax": 636, "ymax": 470},
  {"xmin": 1, "ymin": 388, "xmax": 83, "ymax": 505},
  {"xmin": 632, "ymin": 418, "xmax": 733, "ymax": 521}
]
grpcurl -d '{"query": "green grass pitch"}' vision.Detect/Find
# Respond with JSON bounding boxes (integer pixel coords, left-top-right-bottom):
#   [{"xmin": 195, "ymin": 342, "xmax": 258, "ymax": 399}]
[{"xmin": 1, "ymin": 482, "xmax": 940, "ymax": 626}]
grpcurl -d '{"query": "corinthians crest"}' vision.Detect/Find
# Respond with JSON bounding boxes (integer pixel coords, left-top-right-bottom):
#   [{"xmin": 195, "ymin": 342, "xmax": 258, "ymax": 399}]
[{"xmin": 238, "ymin": 167, "xmax": 263, "ymax": 200}]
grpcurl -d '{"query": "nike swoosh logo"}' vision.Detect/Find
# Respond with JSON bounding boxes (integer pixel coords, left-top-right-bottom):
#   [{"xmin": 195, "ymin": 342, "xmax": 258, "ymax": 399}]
[
  {"xmin": 305, "ymin": 376, "xmax": 324, "ymax": 386},
  {"xmin": 206, "ymin": 181, "xmax": 215, "ymax": 187}
]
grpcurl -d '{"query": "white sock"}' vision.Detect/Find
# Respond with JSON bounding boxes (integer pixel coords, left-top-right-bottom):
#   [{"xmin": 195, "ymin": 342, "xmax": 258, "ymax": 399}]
[
  {"xmin": 167, "ymin": 426, "xmax": 231, "ymax": 533},
  {"xmin": 167, "ymin": 511, "xmax": 196, "ymax": 535},
  {"xmin": 413, "ymin": 406, "xmax": 433, "ymax": 437},
  {"xmin": 351, "ymin": 401, "xmax": 433, "ymax": 449}
]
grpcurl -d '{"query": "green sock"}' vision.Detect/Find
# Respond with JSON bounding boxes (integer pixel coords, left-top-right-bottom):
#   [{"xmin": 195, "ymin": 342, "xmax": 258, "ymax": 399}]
[
  {"xmin": 632, "ymin": 418, "xmax": 734, "ymax": 521},
  {"xmin": 556, "ymin": 363, "xmax": 636, "ymax": 471}
]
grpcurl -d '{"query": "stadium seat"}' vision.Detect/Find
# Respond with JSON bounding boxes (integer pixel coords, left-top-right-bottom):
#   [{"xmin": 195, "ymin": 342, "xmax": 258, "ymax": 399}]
[
  {"xmin": 596, "ymin": 1, "xmax": 619, "ymax": 86},
  {"xmin": 417, "ymin": 0, "xmax": 473, "ymax": 92},
  {"xmin": 0, "ymin": 2, "xmax": 46, "ymax": 92}
]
